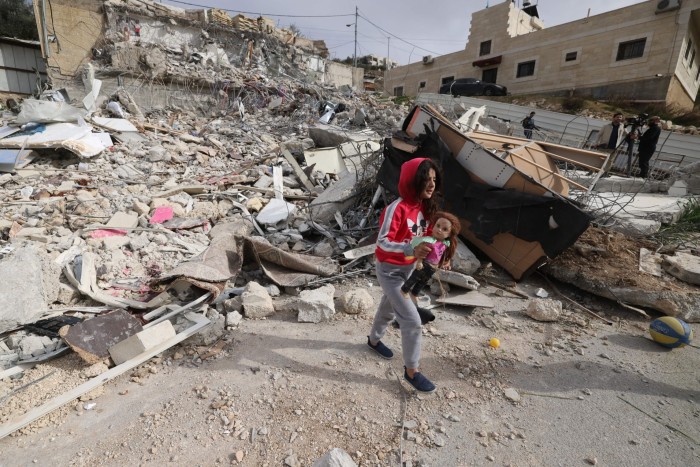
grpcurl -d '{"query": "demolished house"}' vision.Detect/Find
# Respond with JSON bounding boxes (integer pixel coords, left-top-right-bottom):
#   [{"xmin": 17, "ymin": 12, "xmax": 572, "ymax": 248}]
[{"xmin": 0, "ymin": 0, "xmax": 698, "ymax": 447}]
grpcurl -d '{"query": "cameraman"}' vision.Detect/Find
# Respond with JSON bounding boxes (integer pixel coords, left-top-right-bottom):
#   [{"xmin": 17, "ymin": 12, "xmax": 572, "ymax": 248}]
[{"xmin": 636, "ymin": 116, "xmax": 661, "ymax": 178}]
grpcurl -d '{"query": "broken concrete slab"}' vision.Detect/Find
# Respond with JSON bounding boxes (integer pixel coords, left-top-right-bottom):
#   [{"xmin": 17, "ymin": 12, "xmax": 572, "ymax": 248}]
[
  {"xmin": 434, "ymin": 270, "xmax": 480, "ymax": 290},
  {"xmin": 526, "ymin": 298, "xmax": 562, "ymax": 322},
  {"xmin": 588, "ymin": 193, "xmax": 688, "ymax": 225},
  {"xmin": 106, "ymin": 212, "xmax": 139, "ymax": 229},
  {"xmin": 307, "ymin": 124, "xmax": 379, "ymax": 148},
  {"xmin": 639, "ymin": 248, "xmax": 663, "ymax": 277},
  {"xmin": 606, "ymin": 217, "xmax": 661, "ymax": 236},
  {"xmin": 450, "ymin": 239, "xmax": 481, "ymax": 275},
  {"xmin": 436, "ymin": 291, "xmax": 494, "ymax": 308},
  {"xmin": 0, "ymin": 245, "xmax": 61, "ymax": 334},
  {"xmin": 60, "ymin": 310, "xmax": 144, "ymax": 364},
  {"xmin": 109, "ymin": 320, "xmax": 176, "ymax": 365},
  {"xmin": 545, "ymin": 261, "xmax": 700, "ymax": 322},
  {"xmin": 662, "ymin": 251, "xmax": 700, "ymax": 286},
  {"xmin": 256, "ymin": 198, "xmax": 297, "ymax": 225},
  {"xmin": 308, "ymin": 172, "xmax": 358, "ymax": 224},
  {"xmin": 590, "ymin": 175, "xmax": 668, "ymax": 194},
  {"xmin": 297, "ymin": 285, "xmax": 336, "ymax": 323},
  {"xmin": 241, "ymin": 282, "xmax": 275, "ymax": 319}
]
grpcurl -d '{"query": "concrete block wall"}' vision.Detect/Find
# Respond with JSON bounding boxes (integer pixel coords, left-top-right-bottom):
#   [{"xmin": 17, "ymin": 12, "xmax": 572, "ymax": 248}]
[{"xmin": 34, "ymin": 0, "xmax": 103, "ymax": 78}]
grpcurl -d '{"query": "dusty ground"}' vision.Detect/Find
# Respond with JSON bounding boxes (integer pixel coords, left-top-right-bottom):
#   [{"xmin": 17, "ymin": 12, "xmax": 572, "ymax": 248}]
[
  {"xmin": 0, "ymin": 270, "xmax": 698, "ymax": 467},
  {"xmin": 551, "ymin": 226, "xmax": 697, "ymax": 293}
]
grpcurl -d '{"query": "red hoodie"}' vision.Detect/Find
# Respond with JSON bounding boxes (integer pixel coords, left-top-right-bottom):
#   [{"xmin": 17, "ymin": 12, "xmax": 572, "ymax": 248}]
[{"xmin": 375, "ymin": 158, "xmax": 430, "ymax": 265}]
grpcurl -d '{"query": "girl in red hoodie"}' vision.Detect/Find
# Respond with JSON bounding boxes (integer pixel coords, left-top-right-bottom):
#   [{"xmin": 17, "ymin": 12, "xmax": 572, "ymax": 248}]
[{"xmin": 367, "ymin": 157, "xmax": 441, "ymax": 393}]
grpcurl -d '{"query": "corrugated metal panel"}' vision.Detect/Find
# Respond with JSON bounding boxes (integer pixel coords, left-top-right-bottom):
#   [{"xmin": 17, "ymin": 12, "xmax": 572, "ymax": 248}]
[
  {"xmin": 417, "ymin": 93, "xmax": 700, "ymax": 166},
  {"xmin": 0, "ymin": 41, "xmax": 45, "ymax": 94}
]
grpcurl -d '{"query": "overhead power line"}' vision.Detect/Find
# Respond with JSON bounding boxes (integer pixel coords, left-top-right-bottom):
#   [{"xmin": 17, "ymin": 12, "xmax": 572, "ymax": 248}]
[
  {"xmin": 163, "ymin": 0, "xmax": 353, "ymax": 18},
  {"xmin": 357, "ymin": 10, "xmax": 441, "ymax": 56}
]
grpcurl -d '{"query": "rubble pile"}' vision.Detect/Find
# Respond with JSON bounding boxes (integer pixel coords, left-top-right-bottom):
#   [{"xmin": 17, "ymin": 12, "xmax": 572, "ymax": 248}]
[{"xmin": 0, "ymin": 0, "xmax": 698, "ymax": 451}]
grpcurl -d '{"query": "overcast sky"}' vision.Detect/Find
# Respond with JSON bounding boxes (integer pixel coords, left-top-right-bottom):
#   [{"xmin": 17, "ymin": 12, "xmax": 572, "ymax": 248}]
[{"xmin": 161, "ymin": 0, "xmax": 644, "ymax": 65}]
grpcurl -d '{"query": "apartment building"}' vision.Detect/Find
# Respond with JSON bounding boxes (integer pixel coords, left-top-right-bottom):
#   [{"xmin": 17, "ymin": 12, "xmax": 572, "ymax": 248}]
[{"xmin": 385, "ymin": 0, "xmax": 700, "ymax": 110}]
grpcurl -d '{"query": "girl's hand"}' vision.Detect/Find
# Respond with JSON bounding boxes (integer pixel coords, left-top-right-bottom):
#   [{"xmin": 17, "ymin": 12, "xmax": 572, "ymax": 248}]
[
  {"xmin": 413, "ymin": 242, "xmax": 433, "ymax": 259},
  {"xmin": 442, "ymin": 260, "xmax": 451, "ymax": 270}
]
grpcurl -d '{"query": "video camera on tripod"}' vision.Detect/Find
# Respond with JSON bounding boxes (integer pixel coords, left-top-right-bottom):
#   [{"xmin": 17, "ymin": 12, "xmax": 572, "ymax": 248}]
[
  {"xmin": 625, "ymin": 112, "xmax": 649, "ymax": 129},
  {"xmin": 620, "ymin": 112, "xmax": 649, "ymax": 176}
]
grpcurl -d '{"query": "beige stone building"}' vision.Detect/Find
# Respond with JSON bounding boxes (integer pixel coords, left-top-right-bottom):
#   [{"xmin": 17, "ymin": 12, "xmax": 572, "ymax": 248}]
[{"xmin": 385, "ymin": 0, "xmax": 700, "ymax": 110}]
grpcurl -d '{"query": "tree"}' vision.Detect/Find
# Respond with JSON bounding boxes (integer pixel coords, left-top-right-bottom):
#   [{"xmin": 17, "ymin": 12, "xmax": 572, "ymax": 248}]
[{"xmin": 0, "ymin": 0, "xmax": 39, "ymax": 41}]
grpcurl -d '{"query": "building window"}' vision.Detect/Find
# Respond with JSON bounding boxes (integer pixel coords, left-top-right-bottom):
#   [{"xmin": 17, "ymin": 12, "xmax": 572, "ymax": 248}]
[
  {"xmin": 479, "ymin": 40, "xmax": 492, "ymax": 56},
  {"xmin": 690, "ymin": 50, "xmax": 696, "ymax": 70},
  {"xmin": 516, "ymin": 60, "xmax": 536, "ymax": 78},
  {"xmin": 565, "ymin": 51, "xmax": 578, "ymax": 62},
  {"xmin": 393, "ymin": 86, "xmax": 404, "ymax": 97},
  {"xmin": 686, "ymin": 38, "xmax": 693, "ymax": 60},
  {"xmin": 441, "ymin": 76, "xmax": 454, "ymax": 85},
  {"xmin": 419, "ymin": 81, "xmax": 426, "ymax": 88},
  {"xmin": 616, "ymin": 38, "xmax": 646, "ymax": 61}
]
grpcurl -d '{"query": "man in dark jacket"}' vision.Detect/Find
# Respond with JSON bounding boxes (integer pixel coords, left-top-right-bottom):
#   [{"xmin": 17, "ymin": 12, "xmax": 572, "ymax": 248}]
[
  {"xmin": 521, "ymin": 111, "xmax": 540, "ymax": 139},
  {"xmin": 637, "ymin": 116, "xmax": 661, "ymax": 178}
]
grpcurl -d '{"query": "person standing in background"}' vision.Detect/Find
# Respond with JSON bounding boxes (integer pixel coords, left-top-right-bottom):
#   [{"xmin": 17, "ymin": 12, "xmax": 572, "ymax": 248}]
[{"xmin": 637, "ymin": 116, "xmax": 661, "ymax": 178}]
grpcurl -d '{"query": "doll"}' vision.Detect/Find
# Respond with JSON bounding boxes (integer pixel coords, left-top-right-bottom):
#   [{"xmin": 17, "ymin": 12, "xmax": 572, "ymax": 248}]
[{"xmin": 401, "ymin": 211, "xmax": 460, "ymax": 299}]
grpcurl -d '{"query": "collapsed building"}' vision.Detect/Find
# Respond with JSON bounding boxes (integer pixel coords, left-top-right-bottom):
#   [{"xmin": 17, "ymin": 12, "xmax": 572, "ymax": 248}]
[{"xmin": 0, "ymin": 0, "xmax": 698, "ymax": 445}]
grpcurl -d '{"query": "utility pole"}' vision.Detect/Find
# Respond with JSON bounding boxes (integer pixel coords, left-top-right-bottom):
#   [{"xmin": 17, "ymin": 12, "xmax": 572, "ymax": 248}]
[
  {"xmin": 387, "ymin": 36, "xmax": 390, "ymax": 69},
  {"xmin": 353, "ymin": 6, "xmax": 358, "ymax": 68}
]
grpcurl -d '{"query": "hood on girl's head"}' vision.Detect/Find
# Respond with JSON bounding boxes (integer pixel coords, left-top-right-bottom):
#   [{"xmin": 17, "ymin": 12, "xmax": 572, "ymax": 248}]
[{"xmin": 398, "ymin": 157, "xmax": 429, "ymax": 204}]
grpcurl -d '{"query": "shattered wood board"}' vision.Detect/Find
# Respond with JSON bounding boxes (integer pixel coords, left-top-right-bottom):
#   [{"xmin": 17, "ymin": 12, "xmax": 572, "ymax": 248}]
[
  {"xmin": 436, "ymin": 291, "xmax": 494, "ymax": 308},
  {"xmin": 59, "ymin": 310, "xmax": 143, "ymax": 364}
]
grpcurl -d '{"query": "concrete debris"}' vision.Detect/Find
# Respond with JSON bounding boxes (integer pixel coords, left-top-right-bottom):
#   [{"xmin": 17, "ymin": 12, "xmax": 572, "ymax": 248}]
[
  {"xmin": 109, "ymin": 320, "xmax": 176, "ymax": 365},
  {"xmin": 662, "ymin": 251, "xmax": 700, "ymax": 286},
  {"xmin": 297, "ymin": 285, "xmax": 336, "ymax": 323},
  {"xmin": 339, "ymin": 289, "xmax": 374, "ymax": 315},
  {"xmin": 312, "ymin": 448, "xmax": 358, "ymax": 467},
  {"xmin": 526, "ymin": 299, "xmax": 562, "ymax": 322},
  {"xmin": 0, "ymin": 245, "xmax": 61, "ymax": 334},
  {"xmin": 0, "ymin": 0, "xmax": 698, "ymax": 447},
  {"xmin": 241, "ymin": 282, "xmax": 275, "ymax": 319},
  {"xmin": 60, "ymin": 310, "xmax": 143, "ymax": 364},
  {"xmin": 434, "ymin": 270, "xmax": 480, "ymax": 291}
]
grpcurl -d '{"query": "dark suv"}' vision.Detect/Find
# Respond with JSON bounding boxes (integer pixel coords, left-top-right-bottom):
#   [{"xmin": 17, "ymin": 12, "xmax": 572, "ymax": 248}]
[{"xmin": 439, "ymin": 78, "xmax": 508, "ymax": 97}]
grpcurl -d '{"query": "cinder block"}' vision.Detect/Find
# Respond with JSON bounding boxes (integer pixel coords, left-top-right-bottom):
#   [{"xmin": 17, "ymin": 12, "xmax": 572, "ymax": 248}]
[{"xmin": 108, "ymin": 320, "xmax": 176, "ymax": 365}]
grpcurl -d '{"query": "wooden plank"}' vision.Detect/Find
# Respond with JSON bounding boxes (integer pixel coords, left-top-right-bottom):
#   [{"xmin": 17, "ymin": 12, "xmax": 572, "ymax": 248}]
[
  {"xmin": 0, "ymin": 312, "xmax": 210, "ymax": 440},
  {"xmin": 343, "ymin": 244, "xmax": 376, "ymax": 260},
  {"xmin": 281, "ymin": 149, "xmax": 316, "ymax": 193},
  {"xmin": 505, "ymin": 151, "xmax": 589, "ymax": 191}
]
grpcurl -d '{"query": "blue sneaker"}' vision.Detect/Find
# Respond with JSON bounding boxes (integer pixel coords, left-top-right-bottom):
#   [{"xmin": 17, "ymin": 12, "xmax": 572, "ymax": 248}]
[
  {"xmin": 404, "ymin": 367, "xmax": 436, "ymax": 393},
  {"xmin": 367, "ymin": 336, "xmax": 394, "ymax": 359}
]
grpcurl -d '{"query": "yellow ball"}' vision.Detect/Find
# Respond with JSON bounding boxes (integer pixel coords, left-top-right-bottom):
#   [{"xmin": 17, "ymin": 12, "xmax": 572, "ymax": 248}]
[{"xmin": 489, "ymin": 338, "xmax": 500, "ymax": 348}]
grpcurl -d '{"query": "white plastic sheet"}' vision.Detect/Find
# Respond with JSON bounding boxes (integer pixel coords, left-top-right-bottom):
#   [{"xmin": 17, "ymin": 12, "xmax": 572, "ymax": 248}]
[{"xmin": 14, "ymin": 99, "xmax": 86, "ymax": 124}]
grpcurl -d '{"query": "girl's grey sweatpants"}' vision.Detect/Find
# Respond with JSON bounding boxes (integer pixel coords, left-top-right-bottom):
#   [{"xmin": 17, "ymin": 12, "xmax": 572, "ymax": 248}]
[{"xmin": 369, "ymin": 260, "xmax": 422, "ymax": 369}]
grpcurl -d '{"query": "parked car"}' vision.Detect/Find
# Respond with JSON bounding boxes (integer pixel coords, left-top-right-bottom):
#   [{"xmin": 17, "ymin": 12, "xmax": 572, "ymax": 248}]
[{"xmin": 439, "ymin": 78, "xmax": 508, "ymax": 97}]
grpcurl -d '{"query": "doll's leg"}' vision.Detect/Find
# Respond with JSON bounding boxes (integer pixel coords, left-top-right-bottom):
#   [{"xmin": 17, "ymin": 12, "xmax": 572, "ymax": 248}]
[
  {"xmin": 410, "ymin": 264, "xmax": 436, "ymax": 297},
  {"xmin": 401, "ymin": 269, "xmax": 421, "ymax": 295}
]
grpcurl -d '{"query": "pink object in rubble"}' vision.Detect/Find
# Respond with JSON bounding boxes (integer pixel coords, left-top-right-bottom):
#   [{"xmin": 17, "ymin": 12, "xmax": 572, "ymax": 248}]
[
  {"xmin": 90, "ymin": 229, "xmax": 127, "ymax": 238},
  {"xmin": 149, "ymin": 206, "xmax": 174, "ymax": 224}
]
